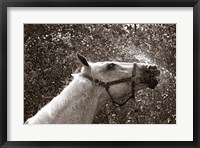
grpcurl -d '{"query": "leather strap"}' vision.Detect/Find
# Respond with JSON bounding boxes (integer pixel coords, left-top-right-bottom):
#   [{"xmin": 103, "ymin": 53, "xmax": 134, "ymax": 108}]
[{"xmin": 80, "ymin": 63, "xmax": 136, "ymax": 106}]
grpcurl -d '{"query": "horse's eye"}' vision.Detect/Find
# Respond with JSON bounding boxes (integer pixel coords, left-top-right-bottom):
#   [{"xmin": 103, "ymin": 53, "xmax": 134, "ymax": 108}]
[{"xmin": 107, "ymin": 63, "xmax": 115, "ymax": 70}]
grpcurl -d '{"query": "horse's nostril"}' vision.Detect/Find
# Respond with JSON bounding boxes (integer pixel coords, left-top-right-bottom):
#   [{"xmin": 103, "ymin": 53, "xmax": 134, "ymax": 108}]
[{"xmin": 149, "ymin": 65, "xmax": 157, "ymax": 70}]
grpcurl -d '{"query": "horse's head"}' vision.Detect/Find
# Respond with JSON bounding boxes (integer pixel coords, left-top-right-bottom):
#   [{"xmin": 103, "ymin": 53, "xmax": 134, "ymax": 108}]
[{"xmin": 76, "ymin": 53, "xmax": 160, "ymax": 105}]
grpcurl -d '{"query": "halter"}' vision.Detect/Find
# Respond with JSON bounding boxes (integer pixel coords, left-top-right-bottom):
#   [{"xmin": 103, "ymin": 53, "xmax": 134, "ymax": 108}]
[{"xmin": 80, "ymin": 63, "xmax": 136, "ymax": 106}]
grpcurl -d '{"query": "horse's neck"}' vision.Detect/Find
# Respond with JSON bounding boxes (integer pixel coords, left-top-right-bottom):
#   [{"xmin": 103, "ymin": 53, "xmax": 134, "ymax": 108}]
[{"xmin": 38, "ymin": 75, "xmax": 106, "ymax": 124}]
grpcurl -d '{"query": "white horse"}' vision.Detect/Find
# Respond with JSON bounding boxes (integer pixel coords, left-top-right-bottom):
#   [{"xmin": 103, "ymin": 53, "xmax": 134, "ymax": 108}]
[{"xmin": 25, "ymin": 53, "xmax": 160, "ymax": 124}]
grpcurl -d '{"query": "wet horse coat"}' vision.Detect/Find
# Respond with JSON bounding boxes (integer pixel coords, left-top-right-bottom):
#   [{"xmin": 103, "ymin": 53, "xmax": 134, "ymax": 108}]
[{"xmin": 25, "ymin": 53, "xmax": 160, "ymax": 124}]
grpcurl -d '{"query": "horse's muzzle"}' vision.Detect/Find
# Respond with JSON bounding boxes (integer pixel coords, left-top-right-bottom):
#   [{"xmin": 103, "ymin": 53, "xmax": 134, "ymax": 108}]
[
  {"xmin": 147, "ymin": 79, "xmax": 158, "ymax": 89},
  {"xmin": 146, "ymin": 67, "xmax": 160, "ymax": 89}
]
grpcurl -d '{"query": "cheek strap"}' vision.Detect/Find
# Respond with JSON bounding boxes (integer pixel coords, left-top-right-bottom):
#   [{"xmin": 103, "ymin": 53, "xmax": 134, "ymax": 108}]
[
  {"xmin": 131, "ymin": 62, "xmax": 137, "ymax": 100},
  {"xmin": 131, "ymin": 81, "xmax": 135, "ymax": 100}
]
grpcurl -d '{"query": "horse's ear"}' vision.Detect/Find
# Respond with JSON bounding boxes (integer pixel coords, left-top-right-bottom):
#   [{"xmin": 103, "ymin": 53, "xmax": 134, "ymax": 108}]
[{"xmin": 76, "ymin": 53, "xmax": 89, "ymax": 67}]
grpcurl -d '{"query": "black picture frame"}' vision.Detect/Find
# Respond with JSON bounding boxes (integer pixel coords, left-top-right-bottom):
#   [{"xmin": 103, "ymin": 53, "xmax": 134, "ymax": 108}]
[{"xmin": 0, "ymin": 0, "xmax": 199, "ymax": 147}]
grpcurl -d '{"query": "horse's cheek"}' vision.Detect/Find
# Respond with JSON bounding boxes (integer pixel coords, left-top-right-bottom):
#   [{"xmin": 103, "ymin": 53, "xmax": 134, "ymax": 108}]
[{"xmin": 110, "ymin": 83, "xmax": 131, "ymax": 97}]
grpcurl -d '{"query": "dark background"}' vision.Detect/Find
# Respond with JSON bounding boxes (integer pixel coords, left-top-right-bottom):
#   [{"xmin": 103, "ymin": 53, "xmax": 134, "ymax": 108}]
[{"xmin": 24, "ymin": 24, "xmax": 176, "ymax": 124}]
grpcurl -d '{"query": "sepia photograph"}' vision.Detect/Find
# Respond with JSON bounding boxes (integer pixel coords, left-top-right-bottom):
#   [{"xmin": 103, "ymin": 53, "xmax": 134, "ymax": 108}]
[
  {"xmin": 1, "ymin": 0, "xmax": 198, "ymax": 146},
  {"xmin": 24, "ymin": 24, "xmax": 176, "ymax": 124}
]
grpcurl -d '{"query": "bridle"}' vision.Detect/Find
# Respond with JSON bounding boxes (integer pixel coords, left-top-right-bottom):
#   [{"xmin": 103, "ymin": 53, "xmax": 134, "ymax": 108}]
[{"xmin": 80, "ymin": 63, "xmax": 137, "ymax": 106}]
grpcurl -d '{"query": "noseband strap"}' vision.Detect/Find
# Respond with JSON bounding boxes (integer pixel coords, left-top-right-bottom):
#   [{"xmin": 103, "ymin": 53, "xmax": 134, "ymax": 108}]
[{"xmin": 80, "ymin": 63, "xmax": 136, "ymax": 106}]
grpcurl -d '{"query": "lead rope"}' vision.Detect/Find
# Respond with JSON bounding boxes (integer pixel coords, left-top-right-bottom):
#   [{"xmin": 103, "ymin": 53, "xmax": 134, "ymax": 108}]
[{"xmin": 106, "ymin": 87, "xmax": 133, "ymax": 106}]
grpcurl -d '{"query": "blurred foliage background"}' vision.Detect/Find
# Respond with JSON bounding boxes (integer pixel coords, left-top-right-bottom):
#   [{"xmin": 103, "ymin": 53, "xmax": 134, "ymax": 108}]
[{"xmin": 24, "ymin": 24, "xmax": 176, "ymax": 124}]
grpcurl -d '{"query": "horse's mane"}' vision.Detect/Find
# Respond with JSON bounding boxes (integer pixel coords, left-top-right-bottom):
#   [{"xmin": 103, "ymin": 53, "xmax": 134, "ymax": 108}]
[{"xmin": 28, "ymin": 73, "xmax": 94, "ymax": 124}]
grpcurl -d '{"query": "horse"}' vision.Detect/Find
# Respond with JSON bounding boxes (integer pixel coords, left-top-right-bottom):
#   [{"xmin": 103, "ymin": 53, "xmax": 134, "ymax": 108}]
[{"xmin": 25, "ymin": 53, "xmax": 160, "ymax": 124}]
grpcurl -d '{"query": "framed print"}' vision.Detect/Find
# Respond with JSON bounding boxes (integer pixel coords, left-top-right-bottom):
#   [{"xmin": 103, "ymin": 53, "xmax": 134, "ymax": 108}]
[{"xmin": 0, "ymin": 0, "xmax": 200, "ymax": 147}]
